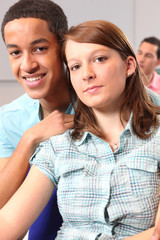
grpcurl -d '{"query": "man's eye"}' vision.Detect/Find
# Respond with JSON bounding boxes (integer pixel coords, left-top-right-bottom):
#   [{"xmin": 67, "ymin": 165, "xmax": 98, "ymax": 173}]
[
  {"xmin": 146, "ymin": 54, "xmax": 153, "ymax": 58},
  {"xmin": 35, "ymin": 46, "xmax": 48, "ymax": 53},
  {"xmin": 10, "ymin": 50, "xmax": 20, "ymax": 56},
  {"xmin": 95, "ymin": 56, "xmax": 107, "ymax": 63},
  {"xmin": 137, "ymin": 51, "xmax": 142, "ymax": 55}
]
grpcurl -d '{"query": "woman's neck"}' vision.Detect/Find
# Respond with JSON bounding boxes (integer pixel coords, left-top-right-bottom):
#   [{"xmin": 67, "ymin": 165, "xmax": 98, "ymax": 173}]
[{"xmin": 94, "ymin": 108, "xmax": 130, "ymax": 142}]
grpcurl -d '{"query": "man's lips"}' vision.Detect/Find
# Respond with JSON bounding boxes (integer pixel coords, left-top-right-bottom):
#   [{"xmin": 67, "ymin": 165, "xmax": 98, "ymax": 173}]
[
  {"xmin": 23, "ymin": 74, "xmax": 46, "ymax": 82},
  {"xmin": 22, "ymin": 74, "xmax": 46, "ymax": 88},
  {"xmin": 139, "ymin": 64, "xmax": 144, "ymax": 68}
]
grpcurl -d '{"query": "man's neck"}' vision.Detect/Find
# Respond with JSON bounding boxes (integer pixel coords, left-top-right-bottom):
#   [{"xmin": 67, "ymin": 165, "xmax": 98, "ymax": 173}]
[
  {"xmin": 145, "ymin": 72, "xmax": 154, "ymax": 86},
  {"xmin": 40, "ymin": 97, "xmax": 70, "ymax": 119}
]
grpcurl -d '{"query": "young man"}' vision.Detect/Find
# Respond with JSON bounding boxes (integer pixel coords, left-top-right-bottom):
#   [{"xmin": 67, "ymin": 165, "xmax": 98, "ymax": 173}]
[
  {"xmin": 136, "ymin": 36, "xmax": 160, "ymax": 94},
  {"xmin": 0, "ymin": 0, "xmax": 74, "ymax": 239}
]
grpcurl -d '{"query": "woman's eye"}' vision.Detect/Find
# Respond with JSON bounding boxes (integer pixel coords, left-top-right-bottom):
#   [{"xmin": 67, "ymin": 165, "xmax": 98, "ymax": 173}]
[
  {"xmin": 95, "ymin": 56, "xmax": 107, "ymax": 63},
  {"xmin": 70, "ymin": 65, "xmax": 80, "ymax": 71}
]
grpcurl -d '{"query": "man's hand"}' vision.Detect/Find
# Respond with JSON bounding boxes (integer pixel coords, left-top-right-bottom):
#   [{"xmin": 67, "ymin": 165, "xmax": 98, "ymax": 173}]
[{"xmin": 25, "ymin": 110, "xmax": 74, "ymax": 150}]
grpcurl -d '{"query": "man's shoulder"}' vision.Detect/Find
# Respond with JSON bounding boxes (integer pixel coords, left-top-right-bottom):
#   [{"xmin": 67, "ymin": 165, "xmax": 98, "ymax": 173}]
[
  {"xmin": 152, "ymin": 71, "xmax": 160, "ymax": 83},
  {"xmin": 146, "ymin": 87, "xmax": 160, "ymax": 106},
  {"xmin": 154, "ymin": 71, "xmax": 160, "ymax": 77},
  {"xmin": 0, "ymin": 94, "xmax": 40, "ymax": 131},
  {"xmin": 0, "ymin": 94, "xmax": 40, "ymax": 158},
  {"xmin": 0, "ymin": 94, "xmax": 39, "ymax": 116}
]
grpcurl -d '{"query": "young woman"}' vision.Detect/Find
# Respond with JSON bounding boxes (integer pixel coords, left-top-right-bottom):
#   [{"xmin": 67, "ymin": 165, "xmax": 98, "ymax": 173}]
[{"xmin": 0, "ymin": 20, "xmax": 160, "ymax": 240}]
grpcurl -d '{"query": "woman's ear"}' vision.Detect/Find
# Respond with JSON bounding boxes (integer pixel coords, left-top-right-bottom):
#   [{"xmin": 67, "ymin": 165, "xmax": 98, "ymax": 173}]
[{"xmin": 126, "ymin": 56, "xmax": 136, "ymax": 77}]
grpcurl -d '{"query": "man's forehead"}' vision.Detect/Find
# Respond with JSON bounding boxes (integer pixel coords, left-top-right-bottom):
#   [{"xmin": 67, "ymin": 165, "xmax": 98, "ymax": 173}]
[{"xmin": 139, "ymin": 42, "xmax": 158, "ymax": 54}]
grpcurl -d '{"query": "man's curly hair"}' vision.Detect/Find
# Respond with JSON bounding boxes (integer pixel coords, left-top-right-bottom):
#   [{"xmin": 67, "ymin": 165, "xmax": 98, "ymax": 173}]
[{"xmin": 1, "ymin": 0, "xmax": 68, "ymax": 44}]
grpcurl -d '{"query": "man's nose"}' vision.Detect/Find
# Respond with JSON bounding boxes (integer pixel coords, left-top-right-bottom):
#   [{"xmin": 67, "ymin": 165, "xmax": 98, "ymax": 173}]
[
  {"xmin": 20, "ymin": 53, "xmax": 38, "ymax": 73},
  {"xmin": 137, "ymin": 54, "xmax": 145, "ymax": 63}
]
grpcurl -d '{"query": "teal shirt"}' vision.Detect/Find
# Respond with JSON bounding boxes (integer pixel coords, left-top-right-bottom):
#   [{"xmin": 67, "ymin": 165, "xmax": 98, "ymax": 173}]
[
  {"xmin": 0, "ymin": 94, "xmax": 39, "ymax": 157},
  {"xmin": 0, "ymin": 93, "xmax": 74, "ymax": 157}
]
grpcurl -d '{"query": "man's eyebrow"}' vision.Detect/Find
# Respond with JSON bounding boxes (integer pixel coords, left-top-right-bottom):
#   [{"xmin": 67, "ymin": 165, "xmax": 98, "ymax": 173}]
[
  {"xmin": 6, "ymin": 38, "xmax": 49, "ymax": 48},
  {"xmin": 30, "ymin": 38, "xmax": 49, "ymax": 45},
  {"xmin": 7, "ymin": 44, "xmax": 18, "ymax": 48}
]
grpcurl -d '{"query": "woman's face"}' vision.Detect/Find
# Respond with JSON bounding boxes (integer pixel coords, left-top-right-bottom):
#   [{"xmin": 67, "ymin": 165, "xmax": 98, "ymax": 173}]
[{"xmin": 65, "ymin": 40, "xmax": 132, "ymax": 113}]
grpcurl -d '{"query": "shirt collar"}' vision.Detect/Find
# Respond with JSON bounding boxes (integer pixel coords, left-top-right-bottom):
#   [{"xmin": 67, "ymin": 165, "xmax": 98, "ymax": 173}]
[
  {"xmin": 38, "ymin": 102, "xmax": 74, "ymax": 121},
  {"xmin": 38, "ymin": 103, "xmax": 43, "ymax": 121},
  {"xmin": 74, "ymin": 112, "xmax": 134, "ymax": 146},
  {"xmin": 148, "ymin": 72, "xmax": 160, "ymax": 89},
  {"xmin": 123, "ymin": 112, "xmax": 133, "ymax": 135}
]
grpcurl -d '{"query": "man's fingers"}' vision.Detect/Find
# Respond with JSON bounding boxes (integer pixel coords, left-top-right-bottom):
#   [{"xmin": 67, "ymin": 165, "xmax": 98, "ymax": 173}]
[
  {"xmin": 64, "ymin": 114, "xmax": 74, "ymax": 122},
  {"xmin": 64, "ymin": 121, "xmax": 74, "ymax": 129}
]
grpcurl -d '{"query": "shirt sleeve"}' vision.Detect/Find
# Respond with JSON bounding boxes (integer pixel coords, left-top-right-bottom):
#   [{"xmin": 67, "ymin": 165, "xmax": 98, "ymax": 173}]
[
  {"xmin": 0, "ymin": 113, "xmax": 15, "ymax": 158},
  {"xmin": 96, "ymin": 233, "xmax": 123, "ymax": 240},
  {"xmin": 30, "ymin": 139, "xmax": 57, "ymax": 185}
]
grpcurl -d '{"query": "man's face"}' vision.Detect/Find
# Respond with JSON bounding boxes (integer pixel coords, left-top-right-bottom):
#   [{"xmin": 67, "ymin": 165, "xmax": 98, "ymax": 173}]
[
  {"xmin": 136, "ymin": 41, "xmax": 159, "ymax": 76},
  {"xmin": 4, "ymin": 18, "xmax": 67, "ymax": 101}
]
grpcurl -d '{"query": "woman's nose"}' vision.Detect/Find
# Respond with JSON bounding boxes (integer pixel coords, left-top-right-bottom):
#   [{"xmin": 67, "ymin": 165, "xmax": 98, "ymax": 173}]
[{"xmin": 82, "ymin": 66, "xmax": 96, "ymax": 81}]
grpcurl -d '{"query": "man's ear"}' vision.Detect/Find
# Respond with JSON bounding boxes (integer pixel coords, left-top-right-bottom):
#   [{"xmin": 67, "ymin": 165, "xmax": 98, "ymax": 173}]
[{"xmin": 126, "ymin": 56, "xmax": 136, "ymax": 77}]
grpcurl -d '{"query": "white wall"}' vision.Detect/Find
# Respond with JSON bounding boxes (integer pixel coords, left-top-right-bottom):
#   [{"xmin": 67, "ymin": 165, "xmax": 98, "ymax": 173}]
[
  {"xmin": 134, "ymin": 0, "xmax": 160, "ymax": 52},
  {"xmin": 0, "ymin": 0, "xmax": 160, "ymax": 106}
]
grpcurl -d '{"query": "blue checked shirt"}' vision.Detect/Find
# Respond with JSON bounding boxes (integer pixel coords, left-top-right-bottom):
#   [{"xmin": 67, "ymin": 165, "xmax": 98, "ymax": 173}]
[{"xmin": 30, "ymin": 115, "xmax": 160, "ymax": 240}]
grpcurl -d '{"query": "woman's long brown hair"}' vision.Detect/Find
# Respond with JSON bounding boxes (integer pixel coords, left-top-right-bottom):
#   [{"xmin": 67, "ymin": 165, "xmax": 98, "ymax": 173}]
[{"xmin": 62, "ymin": 20, "xmax": 160, "ymax": 140}]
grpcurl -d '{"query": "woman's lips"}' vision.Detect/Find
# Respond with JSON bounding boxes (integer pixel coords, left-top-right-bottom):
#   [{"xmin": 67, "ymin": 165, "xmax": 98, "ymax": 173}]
[{"xmin": 84, "ymin": 85, "xmax": 102, "ymax": 94}]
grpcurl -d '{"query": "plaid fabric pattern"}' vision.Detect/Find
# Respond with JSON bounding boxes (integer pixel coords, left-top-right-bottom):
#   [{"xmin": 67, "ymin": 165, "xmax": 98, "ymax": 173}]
[{"xmin": 30, "ymin": 116, "xmax": 160, "ymax": 240}]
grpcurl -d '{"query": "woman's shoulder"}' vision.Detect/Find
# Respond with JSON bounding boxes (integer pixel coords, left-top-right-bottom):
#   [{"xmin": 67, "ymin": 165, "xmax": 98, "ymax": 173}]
[
  {"xmin": 151, "ymin": 115, "xmax": 160, "ymax": 140},
  {"xmin": 48, "ymin": 129, "xmax": 73, "ymax": 149},
  {"xmin": 50, "ymin": 129, "xmax": 71, "ymax": 140}
]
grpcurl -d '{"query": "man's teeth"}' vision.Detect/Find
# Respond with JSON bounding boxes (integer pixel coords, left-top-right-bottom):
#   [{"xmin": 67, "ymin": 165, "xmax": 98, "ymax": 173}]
[{"xmin": 26, "ymin": 76, "xmax": 42, "ymax": 82}]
